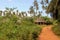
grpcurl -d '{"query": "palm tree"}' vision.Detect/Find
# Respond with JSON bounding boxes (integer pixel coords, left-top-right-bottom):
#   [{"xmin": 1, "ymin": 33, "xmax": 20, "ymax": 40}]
[
  {"xmin": 19, "ymin": 13, "xmax": 21, "ymax": 17},
  {"xmin": 16, "ymin": 10, "xmax": 19, "ymax": 16},
  {"xmin": 41, "ymin": 0, "xmax": 49, "ymax": 4},
  {"xmin": 40, "ymin": 0, "xmax": 60, "ymax": 20},
  {"xmin": 38, "ymin": 11, "xmax": 41, "ymax": 17},
  {"xmin": 5, "ymin": 7, "xmax": 16, "ymax": 16},
  {"xmin": 34, "ymin": 0, "xmax": 39, "ymax": 14},
  {"xmin": 25, "ymin": 13, "xmax": 27, "ymax": 17},
  {"xmin": 41, "ymin": 0, "xmax": 44, "ymax": 5},
  {"xmin": 3, "ymin": 10, "xmax": 7, "ymax": 16},
  {"xmin": 46, "ymin": 0, "xmax": 60, "ymax": 20},
  {"xmin": 45, "ymin": 0, "xmax": 48, "ymax": 3},
  {"xmin": 24, "ymin": 12, "xmax": 27, "ymax": 17},
  {"xmin": 13, "ymin": 11, "xmax": 15, "ymax": 15},
  {"xmin": 21, "ymin": 12, "xmax": 25, "ymax": 17},
  {"xmin": 29, "ymin": 6, "xmax": 35, "ymax": 17},
  {"xmin": 0, "ymin": 10, "xmax": 2, "ymax": 16},
  {"xmin": 37, "ymin": 11, "xmax": 42, "ymax": 18}
]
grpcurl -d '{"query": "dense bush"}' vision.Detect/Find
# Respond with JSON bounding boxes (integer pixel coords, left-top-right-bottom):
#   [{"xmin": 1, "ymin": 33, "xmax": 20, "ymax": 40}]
[
  {"xmin": 52, "ymin": 20, "xmax": 58, "ymax": 25},
  {"xmin": 0, "ymin": 15, "xmax": 41, "ymax": 40},
  {"xmin": 42, "ymin": 16, "xmax": 53, "ymax": 25},
  {"xmin": 52, "ymin": 24, "xmax": 60, "ymax": 36}
]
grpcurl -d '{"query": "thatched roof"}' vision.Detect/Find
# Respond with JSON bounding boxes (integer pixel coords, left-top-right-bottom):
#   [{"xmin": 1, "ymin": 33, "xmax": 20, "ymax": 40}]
[{"xmin": 35, "ymin": 18, "xmax": 46, "ymax": 23}]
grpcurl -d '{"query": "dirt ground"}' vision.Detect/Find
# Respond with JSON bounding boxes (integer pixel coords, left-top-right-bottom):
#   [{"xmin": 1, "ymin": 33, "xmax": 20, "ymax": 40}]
[{"xmin": 38, "ymin": 25, "xmax": 60, "ymax": 40}]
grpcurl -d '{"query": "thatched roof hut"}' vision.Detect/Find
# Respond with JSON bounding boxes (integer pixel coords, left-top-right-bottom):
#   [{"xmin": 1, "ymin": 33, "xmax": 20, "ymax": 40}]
[{"xmin": 34, "ymin": 18, "xmax": 46, "ymax": 25}]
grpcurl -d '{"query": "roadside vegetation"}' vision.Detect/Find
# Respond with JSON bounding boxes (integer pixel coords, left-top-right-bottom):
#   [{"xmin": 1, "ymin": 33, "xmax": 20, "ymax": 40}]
[
  {"xmin": 52, "ymin": 24, "xmax": 60, "ymax": 36},
  {"xmin": 0, "ymin": 15, "xmax": 42, "ymax": 40}
]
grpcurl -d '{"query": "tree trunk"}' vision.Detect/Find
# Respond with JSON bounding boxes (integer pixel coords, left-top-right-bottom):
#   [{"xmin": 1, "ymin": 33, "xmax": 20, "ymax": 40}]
[{"xmin": 53, "ymin": 9, "xmax": 58, "ymax": 20}]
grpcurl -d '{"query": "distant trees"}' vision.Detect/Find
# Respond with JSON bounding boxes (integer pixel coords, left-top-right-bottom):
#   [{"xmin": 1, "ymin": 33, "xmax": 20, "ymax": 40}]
[
  {"xmin": 29, "ymin": 0, "xmax": 42, "ymax": 18},
  {"xmin": 0, "ymin": 10, "xmax": 2, "ymax": 16},
  {"xmin": 21, "ymin": 12, "xmax": 25, "ymax": 17},
  {"xmin": 20, "ymin": 11, "xmax": 27, "ymax": 17},
  {"xmin": 16, "ymin": 10, "xmax": 19, "ymax": 16},
  {"xmin": 0, "ymin": 8, "xmax": 29, "ymax": 18},
  {"xmin": 5, "ymin": 7, "xmax": 16, "ymax": 16}
]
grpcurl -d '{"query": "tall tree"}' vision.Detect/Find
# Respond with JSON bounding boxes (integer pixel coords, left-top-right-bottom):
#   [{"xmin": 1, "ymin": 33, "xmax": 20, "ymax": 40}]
[
  {"xmin": 29, "ymin": 6, "xmax": 35, "ymax": 17},
  {"xmin": 24, "ymin": 12, "xmax": 27, "ymax": 17},
  {"xmin": 16, "ymin": 10, "xmax": 19, "ymax": 16},
  {"xmin": 13, "ymin": 11, "xmax": 15, "ymax": 15},
  {"xmin": 40, "ymin": 0, "xmax": 60, "ymax": 20},
  {"xmin": 34, "ymin": 0, "xmax": 39, "ymax": 15},
  {"xmin": 3, "ymin": 10, "xmax": 6, "ymax": 16},
  {"xmin": 37, "ymin": 11, "xmax": 41, "ymax": 18},
  {"xmin": 21, "ymin": 12, "xmax": 25, "ymax": 17},
  {"xmin": 38, "ymin": 11, "xmax": 42, "ymax": 17},
  {"xmin": 19, "ymin": 12, "xmax": 22, "ymax": 17},
  {"xmin": 46, "ymin": 0, "xmax": 60, "ymax": 20}
]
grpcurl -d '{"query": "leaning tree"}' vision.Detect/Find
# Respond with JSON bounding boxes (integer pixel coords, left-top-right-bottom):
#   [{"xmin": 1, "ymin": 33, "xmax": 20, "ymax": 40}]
[{"xmin": 40, "ymin": 0, "xmax": 60, "ymax": 21}]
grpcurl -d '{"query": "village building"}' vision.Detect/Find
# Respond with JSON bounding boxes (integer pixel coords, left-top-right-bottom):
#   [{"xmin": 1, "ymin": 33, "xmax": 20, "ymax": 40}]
[{"xmin": 34, "ymin": 18, "xmax": 46, "ymax": 25}]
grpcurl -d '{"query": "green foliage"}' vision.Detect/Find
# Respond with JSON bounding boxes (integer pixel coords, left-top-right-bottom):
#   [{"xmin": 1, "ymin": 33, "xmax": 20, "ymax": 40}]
[
  {"xmin": 0, "ymin": 15, "xmax": 41, "ymax": 40},
  {"xmin": 52, "ymin": 20, "xmax": 58, "ymax": 25},
  {"xmin": 52, "ymin": 24, "xmax": 60, "ymax": 36},
  {"xmin": 46, "ymin": 0, "xmax": 60, "ymax": 20},
  {"xmin": 42, "ymin": 16, "xmax": 53, "ymax": 24}
]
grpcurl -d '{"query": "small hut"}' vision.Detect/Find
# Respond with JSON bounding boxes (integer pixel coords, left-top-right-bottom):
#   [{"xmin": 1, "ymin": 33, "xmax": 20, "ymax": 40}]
[{"xmin": 35, "ymin": 18, "xmax": 46, "ymax": 25}]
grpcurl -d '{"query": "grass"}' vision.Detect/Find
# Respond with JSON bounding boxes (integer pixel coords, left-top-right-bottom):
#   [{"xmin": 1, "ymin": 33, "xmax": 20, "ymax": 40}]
[
  {"xmin": 52, "ymin": 24, "xmax": 60, "ymax": 36},
  {"xmin": 0, "ymin": 15, "xmax": 42, "ymax": 40}
]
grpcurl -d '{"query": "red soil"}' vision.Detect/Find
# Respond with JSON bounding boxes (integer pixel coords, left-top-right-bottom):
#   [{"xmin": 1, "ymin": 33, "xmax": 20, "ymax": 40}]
[{"xmin": 38, "ymin": 25, "xmax": 60, "ymax": 40}]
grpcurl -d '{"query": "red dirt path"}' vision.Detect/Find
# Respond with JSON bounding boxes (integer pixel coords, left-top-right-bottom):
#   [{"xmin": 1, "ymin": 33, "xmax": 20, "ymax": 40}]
[{"xmin": 38, "ymin": 25, "xmax": 60, "ymax": 40}]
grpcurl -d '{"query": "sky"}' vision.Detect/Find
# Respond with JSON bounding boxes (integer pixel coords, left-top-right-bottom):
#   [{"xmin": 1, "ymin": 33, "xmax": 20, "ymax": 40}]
[
  {"xmin": 0, "ymin": 0, "xmax": 35, "ymax": 11},
  {"xmin": 0, "ymin": 0, "xmax": 51, "ymax": 17}
]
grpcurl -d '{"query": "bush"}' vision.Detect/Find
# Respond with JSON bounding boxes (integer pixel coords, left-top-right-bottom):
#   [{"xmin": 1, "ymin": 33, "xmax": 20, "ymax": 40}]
[
  {"xmin": 0, "ymin": 16, "xmax": 41, "ymax": 40},
  {"xmin": 52, "ymin": 24, "xmax": 60, "ymax": 36},
  {"xmin": 52, "ymin": 20, "xmax": 58, "ymax": 25},
  {"xmin": 42, "ymin": 16, "xmax": 53, "ymax": 25}
]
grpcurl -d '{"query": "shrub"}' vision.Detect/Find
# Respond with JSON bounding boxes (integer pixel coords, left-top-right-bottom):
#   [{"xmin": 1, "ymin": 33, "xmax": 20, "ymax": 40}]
[
  {"xmin": 52, "ymin": 24, "xmax": 60, "ymax": 36},
  {"xmin": 0, "ymin": 16, "xmax": 41, "ymax": 40},
  {"xmin": 52, "ymin": 20, "xmax": 58, "ymax": 25}
]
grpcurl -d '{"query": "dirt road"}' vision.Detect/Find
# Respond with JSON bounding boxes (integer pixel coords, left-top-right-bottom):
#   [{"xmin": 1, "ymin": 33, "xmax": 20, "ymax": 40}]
[{"xmin": 38, "ymin": 25, "xmax": 60, "ymax": 40}]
